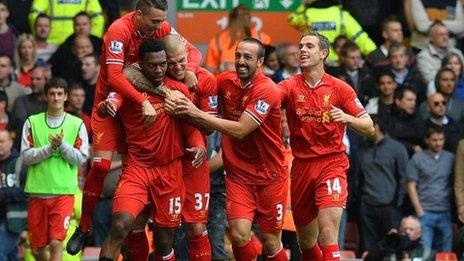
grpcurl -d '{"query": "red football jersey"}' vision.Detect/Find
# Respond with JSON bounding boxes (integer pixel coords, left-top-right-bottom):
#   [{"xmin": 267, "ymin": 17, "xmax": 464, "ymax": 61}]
[
  {"xmin": 118, "ymin": 77, "xmax": 204, "ymax": 167},
  {"xmin": 94, "ymin": 12, "xmax": 202, "ymax": 108},
  {"xmin": 217, "ymin": 71, "xmax": 287, "ymax": 185},
  {"xmin": 279, "ymin": 73, "xmax": 367, "ymax": 159}
]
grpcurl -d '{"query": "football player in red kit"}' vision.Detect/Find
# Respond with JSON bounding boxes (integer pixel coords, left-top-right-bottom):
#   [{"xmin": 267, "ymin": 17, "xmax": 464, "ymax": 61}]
[
  {"xmin": 67, "ymin": 0, "xmax": 202, "ymax": 255},
  {"xmin": 279, "ymin": 32, "xmax": 374, "ymax": 261},
  {"xmin": 98, "ymin": 39, "xmax": 205, "ymax": 261},
  {"xmin": 166, "ymin": 38, "xmax": 289, "ymax": 261}
]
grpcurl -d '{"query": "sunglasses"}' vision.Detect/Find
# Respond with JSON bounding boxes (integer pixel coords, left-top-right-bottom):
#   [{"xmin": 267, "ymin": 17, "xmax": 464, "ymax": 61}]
[{"xmin": 433, "ymin": 101, "xmax": 447, "ymax": 106}]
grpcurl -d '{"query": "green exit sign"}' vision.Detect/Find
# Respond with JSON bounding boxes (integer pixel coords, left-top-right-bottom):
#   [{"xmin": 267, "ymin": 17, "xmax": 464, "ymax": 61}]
[{"xmin": 177, "ymin": 0, "xmax": 299, "ymax": 11}]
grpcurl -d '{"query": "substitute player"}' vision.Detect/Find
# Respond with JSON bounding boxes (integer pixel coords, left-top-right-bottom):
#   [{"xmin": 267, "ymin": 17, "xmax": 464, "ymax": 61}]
[
  {"xmin": 21, "ymin": 78, "xmax": 89, "ymax": 261},
  {"xmin": 166, "ymin": 38, "xmax": 288, "ymax": 260},
  {"xmin": 279, "ymin": 32, "xmax": 374, "ymax": 261},
  {"xmin": 67, "ymin": 0, "xmax": 203, "ymax": 254},
  {"xmin": 163, "ymin": 35, "xmax": 217, "ymax": 260},
  {"xmin": 99, "ymin": 39, "xmax": 205, "ymax": 261}
]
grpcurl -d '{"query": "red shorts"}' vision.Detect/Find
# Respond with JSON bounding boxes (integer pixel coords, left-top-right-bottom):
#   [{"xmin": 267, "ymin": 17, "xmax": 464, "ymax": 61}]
[
  {"xmin": 91, "ymin": 109, "xmax": 126, "ymax": 152},
  {"xmin": 181, "ymin": 159, "xmax": 210, "ymax": 223},
  {"xmin": 28, "ymin": 195, "xmax": 74, "ymax": 248},
  {"xmin": 113, "ymin": 159, "xmax": 184, "ymax": 228},
  {"xmin": 291, "ymin": 153, "xmax": 349, "ymax": 227},
  {"xmin": 225, "ymin": 177, "xmax": 288, "ymax": 233}
]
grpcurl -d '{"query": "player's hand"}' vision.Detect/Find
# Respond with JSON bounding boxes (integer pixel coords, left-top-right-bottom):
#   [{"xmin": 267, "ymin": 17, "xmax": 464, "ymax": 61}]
[
  {"xmin": 98, "ymin": 100, "xmax": 117, "ymax": 118},
  {"xmin": 330, "ymin": 105, "xmax": 351, "ymax": 124},
  {"xmin": 184, "ymin": 70, "xmax": 198, "ymax": 90},
  {"xmin": 166, "ymin": 90, "xmax": 186, "ymax": 102},
  {"xmin": 186, "ymin": 146, "xmax": 206, "ymax": 168},
  {"xmin": 165, "ymin": 97, "xmax": 200, "ymax": 117},
  {"xmin": 141, "ymin": 100, "xmax": 156, "ymax": 125},
  {"xmin": 48, "ymin": 129, "xmax": 64, "ymax": 150},
  {"xmin": 458, "ymin": 205, "xmax": 464, "ymax": 223}
]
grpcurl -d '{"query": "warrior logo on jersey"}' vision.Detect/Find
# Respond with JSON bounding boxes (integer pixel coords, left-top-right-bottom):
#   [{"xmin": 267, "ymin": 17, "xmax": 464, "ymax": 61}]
[
  {"xmin": 109, "ymin": 41, "xmax": 123, "ymax": 54},
  {"xmin": 208, "ymin": 95, "xmax": 218, "ymax": 109},
  {"xmin": 255, "ymin": 100, "xmax": 270, "ymax": 115}
]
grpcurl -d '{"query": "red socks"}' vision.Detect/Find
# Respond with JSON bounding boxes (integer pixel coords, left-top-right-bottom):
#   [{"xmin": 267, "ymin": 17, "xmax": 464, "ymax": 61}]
[
  {"xmin": 154, "ymin": 249, "xmax": 175, "ymax": 261},
  {"xmin": 266, "ymin": 245, "xmax": 287, "ymax": 261},
  {"xmin": 124, "ymin": 230, "xmax": 148, "ymax": 261},
  {"xmin": 80, "ymin": 157, "xmax": 112, "ymax": 231},
  {"xmin": 301, "ymin": 244, "xmax": 322, "ymax": 261},
  {"xmin": 188, "ymin": 231, "xmax": 212, "ymax": 261},
  {"xmin": 321, "ymin": 244, "xmax": 340, "ymax": 261},
  {"xmin": 232, "ymin": 235, "xmax": 260, "ymax": 261}
]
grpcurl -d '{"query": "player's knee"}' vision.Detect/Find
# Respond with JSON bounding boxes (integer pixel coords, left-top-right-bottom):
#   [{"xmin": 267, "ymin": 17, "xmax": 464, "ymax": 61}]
[
  {"xmin": 229, "ymin": 228, "xmax": 250, "ymax": 246},
  {"xmin": 109, "ymin": 217, "xmax": 131, "ymax": 240},
  {"xmin": 186, "ymin": 222, "xmax": 206, "ymax": 236},
  {"xmin": 261, "ymin": 234, "xmax": 282, "ymax": 255},
  {"xmin": 156, "ymin": 236, "xmax": 173, "ymax": 255},
  {"xmin": 31, "ymin": 247, "xmax": 45, "ymax": 258},
  {"xmin": 318, "ymin": 225, "xmax": 337, "ymax": 244},
  {"xmin": 49, "ymin": 239, "xmax": 62, "ymax": 252}
]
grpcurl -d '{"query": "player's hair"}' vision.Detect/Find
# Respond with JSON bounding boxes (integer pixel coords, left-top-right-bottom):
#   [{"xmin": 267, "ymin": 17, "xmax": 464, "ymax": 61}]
[
  {"xmin": 34, "ymin": 13, "xmax": 51, "ymax": 27},
  {"xmin": 425, "ymin": 125, "xmax": 445, "ymax": 138},
  {"xmin": 139, "ymin": 39, "xmax": 166, "ymax": 60},
  {"xmin": 162, "ymin": 34, "xmax": 184, "ymax": 55},
  {"xmin": 340, "ymin": 41, "xmax": 359, "ymax": 57},
  {"xmin": 394, "ymin": 87, "xmax": 416, "ymax": 101},
  {"xmin": 388, "ymin": 42, "xmax": 407, "ymax": 57},
  {"xmin": 0, "ymin": 0, "xmax": 8, "ymax": 9},
  {"xmin": 241, "ymin": 38, "xmax": 265, "ymax": 59},
  {"xmin": 44, "ymin": 77, "xmax": 68, "ymax": 95},
  {"xmin": 428, "ymin": 20, "xmax": 447, "ymax": 35},
  {"xmin": 136, "ymin": 0, "xmax": 168, "ymax": 12},
  {"xmin": 82, "ymin": 53, "xmax": 100, "ymax": 65},
  {"xmin": 381, "ymin": 15, "xmax": 401, "ymax": 32},
  {"xmin": 73, "ymin": 11, "xmax": 91, "ymax": 23},
  {"xmin": 301, "ymin": 31, "xmax": 330, "ymax": 57}
]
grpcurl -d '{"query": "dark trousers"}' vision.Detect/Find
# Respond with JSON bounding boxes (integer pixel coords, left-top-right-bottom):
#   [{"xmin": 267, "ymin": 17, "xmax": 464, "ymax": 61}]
[{"xmin": 359, "ymin": 202, "xmax": 401, "ymax": 252}]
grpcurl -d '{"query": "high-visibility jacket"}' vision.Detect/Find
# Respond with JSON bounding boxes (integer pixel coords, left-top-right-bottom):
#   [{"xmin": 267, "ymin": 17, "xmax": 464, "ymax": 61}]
[
  {"xmin": 29, "ymin": 0, "xmax": 104, "ymax": 45},
  {"xmin": 289, "ymin": 4, "xmax": 376, "ymax": 62},
  {"xmin": 205, "ymin": 27, "xmax": 271, "ymax": 73}
]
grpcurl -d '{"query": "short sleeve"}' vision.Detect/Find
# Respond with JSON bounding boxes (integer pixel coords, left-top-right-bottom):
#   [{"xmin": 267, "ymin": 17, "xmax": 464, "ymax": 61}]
[
  {"xmin": 278, "ymin": 80, "xmax": 290, "ymax": 107},
  {"xmin": 244, "ymin": 83, "xmax": 279, "ymax": 125},
  {"xmin": 340, "ymin": 85, "xmax": 367, "ymax": 117},
  {"xmin": 103, "ymin": 27, "xmax": 127, "ymax": 66},
  {"xmin": 197, "ymin": 70, "xmax": 218, "ymax": 115}
]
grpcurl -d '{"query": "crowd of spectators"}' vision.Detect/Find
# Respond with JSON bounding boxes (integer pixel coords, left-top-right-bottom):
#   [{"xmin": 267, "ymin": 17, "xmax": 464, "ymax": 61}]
[{"xmin": 1, "ymin": 0, "xmax": 464, "ymax": 260}]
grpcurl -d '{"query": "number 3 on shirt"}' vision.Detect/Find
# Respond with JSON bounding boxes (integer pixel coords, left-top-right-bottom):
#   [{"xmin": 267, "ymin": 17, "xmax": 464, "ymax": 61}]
[
  {"xmin": 326, "ymin": 178, "xmax": 341, "ymax": 195},
  {"xmin": 194, "ymin": 193, "xmax": 210, "ymax": 211}
]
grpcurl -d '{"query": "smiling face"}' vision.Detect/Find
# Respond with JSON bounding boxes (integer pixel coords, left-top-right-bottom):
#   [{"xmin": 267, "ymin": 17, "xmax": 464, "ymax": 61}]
[
  {"xmin": 235, "ymin": 41, "xmax": 263, "ymax": 83},
  {"xmin": 140, "ymin": 50, "xmax": 167, "ymax": 86},
  {"xmin": 135, "ymin": 7, "xmax": 166, "ymax": 35},
  {"xmin": 166, "ymin": 47, "xmax": 187, "ymax": 81},
  {"xmin": 299, "ymin": 35, "xmax": 327, "ymax": 69}
]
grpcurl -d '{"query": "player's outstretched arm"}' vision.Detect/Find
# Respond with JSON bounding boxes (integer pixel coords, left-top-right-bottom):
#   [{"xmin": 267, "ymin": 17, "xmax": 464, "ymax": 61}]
[{"xmin": 166, "ymin": 97, "xmax": 259, "ymax": 140}]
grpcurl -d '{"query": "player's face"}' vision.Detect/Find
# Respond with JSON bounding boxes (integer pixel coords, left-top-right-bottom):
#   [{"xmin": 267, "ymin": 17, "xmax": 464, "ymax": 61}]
[
  {"xmin": 167, "ymin": 49, "xmax": 187, "ymax": 81},
  {"xmin": 137, "ymin": 7, "xmax": 166, "ymax": 35},
  {"xmin": 425, "ymin": 132, "xmax": 445, "ymax": 154},
  {"xmin": 235, "ymin": 41, "xmax": 263, "ymax": 82},
  {"xmin": 141, "ymin": 51, "xmax": 167, "ymax": 86},
  {"xmin": 377, "ymin": 75, "xmax": 397, "ymax": 96},
  {"xmin": 46, "ymin": 87, "xmax": 67, "ymax": 111},
  {"xmin": 299, "ymin": 35, "xmax": 326, "ymax": 68}
]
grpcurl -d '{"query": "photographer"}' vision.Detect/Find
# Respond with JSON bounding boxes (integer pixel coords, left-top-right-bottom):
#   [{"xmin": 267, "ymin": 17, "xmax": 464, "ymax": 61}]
[{"xmin": 365, "ymin": 216, "xmax": 434, "ymax": 261}]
